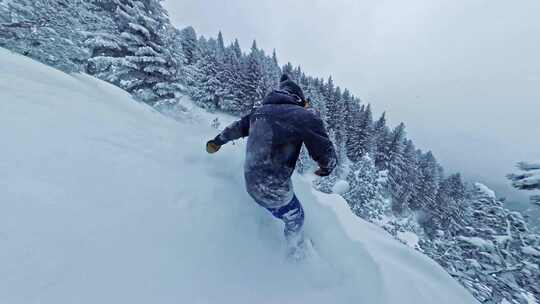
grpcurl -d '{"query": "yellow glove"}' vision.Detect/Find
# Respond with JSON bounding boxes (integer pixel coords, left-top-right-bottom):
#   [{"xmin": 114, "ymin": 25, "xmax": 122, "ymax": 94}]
[{"xmin": 206, "ymin": 140, "xmax": 221, "ymax": 154}]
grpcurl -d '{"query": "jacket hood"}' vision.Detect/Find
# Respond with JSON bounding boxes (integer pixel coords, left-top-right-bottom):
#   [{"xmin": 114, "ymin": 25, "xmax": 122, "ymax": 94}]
[
  {"xmin": 278, "ymin": 74, "xmax": 305, "ymax": 103},
  {"xmin": 262, "ymin": 90, "xmax": 305, "ymax": 107}
]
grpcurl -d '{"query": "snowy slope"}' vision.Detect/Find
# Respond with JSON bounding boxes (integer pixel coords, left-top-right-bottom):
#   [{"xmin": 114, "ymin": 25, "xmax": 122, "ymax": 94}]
[{"xmin": 0, "ymin": 48, "xmax": 478, "ymax": 304}]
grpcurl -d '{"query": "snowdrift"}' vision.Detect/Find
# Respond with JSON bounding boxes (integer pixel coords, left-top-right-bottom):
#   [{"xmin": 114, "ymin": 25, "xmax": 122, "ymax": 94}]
[{"xmin": 0, "ymin": 48, "xmax": 478, "ymax": 304}]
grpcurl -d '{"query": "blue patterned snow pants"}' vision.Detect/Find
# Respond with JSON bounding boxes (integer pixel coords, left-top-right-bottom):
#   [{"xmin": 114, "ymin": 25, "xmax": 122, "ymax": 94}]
[{"xmin": 264, "ymin": 195, "xmax": 304, "ymax": 237}]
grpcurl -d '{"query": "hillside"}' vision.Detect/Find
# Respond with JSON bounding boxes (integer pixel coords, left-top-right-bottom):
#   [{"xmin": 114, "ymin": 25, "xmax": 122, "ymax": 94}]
[{"xmin": 0, "ymin": 48, "xmax": 480, "ymax": 303}]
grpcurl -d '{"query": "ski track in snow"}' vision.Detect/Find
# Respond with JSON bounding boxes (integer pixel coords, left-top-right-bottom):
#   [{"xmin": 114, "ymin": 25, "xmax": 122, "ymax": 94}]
[{"xmin": 0, "ymin": 48, "xmax": 478, "ymax": 304}]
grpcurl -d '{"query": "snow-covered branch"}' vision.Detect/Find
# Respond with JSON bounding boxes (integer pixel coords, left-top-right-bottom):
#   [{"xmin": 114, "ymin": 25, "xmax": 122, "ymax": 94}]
[
  {"xmin": 517, "ymin": 161, "xmax": 540, "ymax": 171},
  {"xmin": 507, "ymin": 161, "xmax": 540, "ymax": 191},
  {"xmin": 508, "ymin": 161, "xmax": 540, "ymax": 205}
]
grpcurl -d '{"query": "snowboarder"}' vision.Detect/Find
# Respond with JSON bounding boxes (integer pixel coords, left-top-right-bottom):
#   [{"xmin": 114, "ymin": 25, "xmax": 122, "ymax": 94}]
[{"xmin": 206, "ymin": 74, "xmax": 337, "ymax": 258}]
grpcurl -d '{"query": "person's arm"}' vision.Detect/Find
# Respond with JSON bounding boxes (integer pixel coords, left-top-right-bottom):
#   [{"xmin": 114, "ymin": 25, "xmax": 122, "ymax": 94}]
[
  {"xmin": 206, "ymin": 114, "xmax": 251, "ymax": 153},
  {"xmin": 302, "ymin": 113, "xmax": 337, "ymax": 176}
]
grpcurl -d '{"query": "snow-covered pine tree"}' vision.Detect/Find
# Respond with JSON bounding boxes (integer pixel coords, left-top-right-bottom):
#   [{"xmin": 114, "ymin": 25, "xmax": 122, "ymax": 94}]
[
  {"xmin": 392, "ymin": 139, "xmax": 419, "ymax": 213},
  {"xmin": 217, "ymin": 42, "xmax": 245, "ymax": 113},
  {"xmin": 211, "ymin": 31, "xmax": 230, "ymax": 104},
  {"xmin": 84, "ymin": 1, "xmax": 126, "ymax": 76},
  {"xmin": 298, "ymin": 71, "xmax": 310, "ymax": 100},
  {"xmin": 385, "ymin": 123, "xmax": 410, "ymax": 213},
  {"xmin": 86, "ymin": 0, "xmax": 181, "ymax": 105},
  {"xmin": 212, "ymin": 31, "xmax": 236, "ymax": 110},
  {"xmin": 323, "ymin": 76, "xmax": 337, "ymax": 131},
  {"xmin": 177, "ymin": 26, "xmax": 201, "ymax": 94},
  {"xmin": 422, "ymin": 173, "xmax": 466, "ymax": 236},
  {"xmin": 282, "ymin": 62, "xmax": 294, "ymax": 78},
  {"xmin": 303, "ymin": 77, "xmax": 328, "ymax": 121},
  {"xmin": 408, "ymin": 151, "xmax": 440, "ymax": 211},
  {"xmin": 232, "ymin": 38, "xmax": 242, "ymax": 58},
  {"xmin": 331, "ymin": 86, "xmax": 348, "ymax": 174},
  {"xmin": 216, "ymin": 46, "xmax": 237, "ymax": 111},
  {"xmin": 155, "ymin": 22, "xmax": 186, "ymax": 104},
  {"xmin": 225, "ymin": 39, "xmax": 248, "ymax": 112},
  {"xmin": 259, "ymin": 49, "xmax": 281, "ymax": 95},
  {"xmin": 189, "ymin": 38, "xmax": 221, "ymax": 110},
  {"xmin": 237, "ymin": 40, "xmax": 265, "ymax": 112},
  {"xmin": 448, "ymin": 183, "xmax": 539, "ymax": 303},
  {"xmin": 373, "ymin": 112, "xmax": 391, "ymax": 170},
  {"xmin": 292, "ymin": 66, "xmax": 303, "ymax": 82},
  {"xmin": 417, "ymin": 180, "xmax": 540, "ymax": 303},
  {"xmin": 215, "ymin": 31, "xmax": 226, "ymax": 60},
  {"xmin": 344, "ymin": 95, "xmax": 364, "ymax": 162},
  {"xmin": 179, "ymin": 26, "xmax": 199, "ymax": 66},
  {"xmin": 334, "ymin": 88, "xmax": 347, "ymax": 143},
  {"xmin": 0, "ymin": 0, "xmax": 100, "ymax": 72},
  {"xmin": 115, "ymin": 0, "xmax": 180, "ymax": 104},
  {"xmin": 271, "ymin": 49, "xmax": 282, "ymax": 83},
  {"xmin": 343, "ymin": 155, "xmax": 383, "ymax": 221},
  {"xmin": 313, "ymin": 129, "xmax": 341, "ymax": 193},
  {"xmin": 359, "ymin": 104, "xmax": 375, "ymax": 159}
]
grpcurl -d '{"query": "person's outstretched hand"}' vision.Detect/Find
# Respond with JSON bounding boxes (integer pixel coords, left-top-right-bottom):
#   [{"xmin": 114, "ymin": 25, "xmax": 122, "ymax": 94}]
[
  {"xmin": 206, "ymin": 139, "xmax": 221, "ymax": 154},
  {"xmin": 314, "ymin": 167, "xmax": 331, "ymax": 177}
]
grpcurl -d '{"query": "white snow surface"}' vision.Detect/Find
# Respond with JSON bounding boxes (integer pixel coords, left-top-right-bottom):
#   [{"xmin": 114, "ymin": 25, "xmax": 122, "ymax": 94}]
[
  {"xmin": 332, "ymin": 180, "xmax": 350, "ymax": 195},
  {"xmin": 0, "ymin": 48, "xmax": 478, "ymax": 304}
]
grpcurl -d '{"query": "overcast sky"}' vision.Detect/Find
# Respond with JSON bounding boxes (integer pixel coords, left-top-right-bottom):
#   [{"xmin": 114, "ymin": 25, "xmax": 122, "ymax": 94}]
[{"xmin": 163, "ymin": 0, "xmax": 540, "ymax": 205}]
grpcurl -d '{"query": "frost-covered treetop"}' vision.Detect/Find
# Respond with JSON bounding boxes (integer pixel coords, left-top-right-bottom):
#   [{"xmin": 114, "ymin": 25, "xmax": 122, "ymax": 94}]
[{"xmin": 473, "ymin": 182, "xmax": 497, "ymax": 200}]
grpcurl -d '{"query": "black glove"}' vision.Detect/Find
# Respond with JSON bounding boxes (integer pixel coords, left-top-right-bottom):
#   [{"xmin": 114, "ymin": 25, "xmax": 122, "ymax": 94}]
[
  {"xmin": 206, "ymin": 139, "xmax": 221, "ymax": 154},
  {"xmin": 314, "ymin": 167, "xmax": 331, "ymax": 177}
]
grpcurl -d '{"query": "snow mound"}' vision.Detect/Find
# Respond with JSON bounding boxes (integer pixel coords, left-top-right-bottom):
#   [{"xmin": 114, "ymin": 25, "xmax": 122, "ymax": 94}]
[
  {"xmin": 332, "ymin": 180, "xmax": 350, "ymax": 194},
  {"xmin": 0, "ymin": 48, "xmax": 477, "ymax": 304},
  {"xmin": 397, "ymin": 230, "xmax": 420, "ymax": 249}
]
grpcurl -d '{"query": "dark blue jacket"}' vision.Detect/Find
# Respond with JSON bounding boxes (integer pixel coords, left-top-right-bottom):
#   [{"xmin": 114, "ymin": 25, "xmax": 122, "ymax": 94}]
[{"xmin": 215, "ymin": 90, "xmax": 337, "ymax": 208}]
